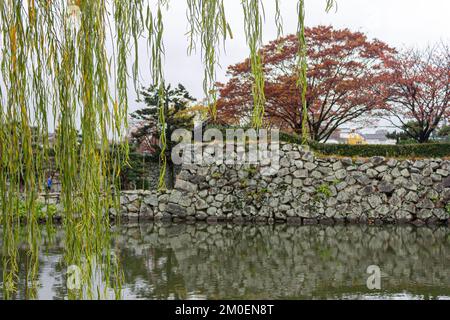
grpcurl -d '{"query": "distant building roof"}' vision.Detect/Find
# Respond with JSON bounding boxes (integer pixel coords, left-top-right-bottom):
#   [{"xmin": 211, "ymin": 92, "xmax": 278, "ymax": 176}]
[
  {"xmin": 325, "ymin": 129, "xmax": 396, "ymax": 145},
  {"xmin": 361, "ymin": 130, "xmax": 389, "ymax": 141}
]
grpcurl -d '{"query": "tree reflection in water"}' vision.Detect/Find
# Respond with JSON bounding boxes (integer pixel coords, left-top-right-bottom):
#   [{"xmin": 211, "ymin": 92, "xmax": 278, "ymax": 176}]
[{"xmin": 1, "ymin": 223, "xmax": 449, "ymax": 300}]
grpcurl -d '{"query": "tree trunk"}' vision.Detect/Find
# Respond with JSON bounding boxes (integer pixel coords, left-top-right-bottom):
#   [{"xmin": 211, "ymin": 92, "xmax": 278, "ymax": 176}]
[
  {"xmin": 417, "ymin": 131, "xmax": 430, "ymax": 143},
  {"xmin": 166, "ymin": 159, "xmax": 175, "ymax": 190}
]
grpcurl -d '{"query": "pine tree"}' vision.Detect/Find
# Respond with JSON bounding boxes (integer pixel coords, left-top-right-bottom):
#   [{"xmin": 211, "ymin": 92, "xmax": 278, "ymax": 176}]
[{"xmin": 130, "ymin": 83, "xmax": 196, "ymax": 188}]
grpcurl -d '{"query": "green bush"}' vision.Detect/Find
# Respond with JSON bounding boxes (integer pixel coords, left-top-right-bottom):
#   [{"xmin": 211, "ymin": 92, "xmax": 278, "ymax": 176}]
[
  {"xmin": 279, "ymin": 131, "xmax": 303, "ymax": 144},
  {"xmin": 206, "ymin": 125, "xmax": 303, "ymax": 145},
  {"xmin": 18, "ymin": 200, "xmax": 57, "ymax": 220},
  {"xmin": 119, "ymin": 151, "xmax": 157, "ymax": 190},
  {"xmin": 202, "ymin": 126, "xmax": 450, "ymax": 158},
  {"xmin": 278, "ymin": 131, "xmax": 450, "ymax": 157},
  {"xmin": 309, "ymin": 142, "xmax": 450, "ymax": 158}
]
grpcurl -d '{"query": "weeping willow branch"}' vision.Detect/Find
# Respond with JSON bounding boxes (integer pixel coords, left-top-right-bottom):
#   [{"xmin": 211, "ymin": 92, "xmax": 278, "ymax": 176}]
[
  {"xmin": 0, "ymin": 0, "xmax": 337, "ymax": 299},
  {"xmin": 242, "ymin": 0, "xmax": 266, "ymax": 130},
  {"xmin": 297, "ymin": 0, "xmax": 336, "ymax": 144},
  {"xmin": 325, "ymin": 0, "xmax": 337, "ymax": 12},
  {"xmin": 186, "ymin": 0, "xmax": 231, "ymax": 121},
  {"xmin": 275, "ymin": 0, "xmax": 283, "ymax": 38},
  {"xmin": 297, "ymin": 0, "xmax": 308, "ymax": 144},
  {"xmin": 0, "ymin": 0, "xmax": 134, "ymax": 299},
  {"xmin": 146, "ymin": 0, "xmax": 168, "ymax": 191}
]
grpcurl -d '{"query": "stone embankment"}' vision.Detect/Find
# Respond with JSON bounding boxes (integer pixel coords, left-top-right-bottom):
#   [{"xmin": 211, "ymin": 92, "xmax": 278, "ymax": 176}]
[{"xmin": 111, "ymin": 143, "xmax": 450, "ymax": 226}]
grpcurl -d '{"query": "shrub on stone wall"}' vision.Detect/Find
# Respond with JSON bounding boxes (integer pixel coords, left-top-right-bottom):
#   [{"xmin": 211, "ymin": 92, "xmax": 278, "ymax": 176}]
[
  {"xmin": 224, "ymin": 129, "xmax": 450, "ymax": 158},
  {"xmin": 310, "ymin": 142, "xmax": 450, "ymax": 158},
  {"xmin": 119, "ymin": 152, "xmax": 159, "ymax": 190}
]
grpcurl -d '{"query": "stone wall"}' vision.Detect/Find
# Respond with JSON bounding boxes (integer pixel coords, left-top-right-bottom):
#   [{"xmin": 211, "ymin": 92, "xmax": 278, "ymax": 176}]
[
  {"xmin": 41, "ymin": 156, "xmax": 175, "ymax": 192},
  {"xmin": 115, "ymin": 143, "xmax": 450, "ymax": 226}
]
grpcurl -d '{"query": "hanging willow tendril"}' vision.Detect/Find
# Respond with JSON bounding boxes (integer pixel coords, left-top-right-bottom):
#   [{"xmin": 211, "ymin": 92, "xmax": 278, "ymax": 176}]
[
  {"xmin": 242, "ymin": 0, "xmax": 266, "ymax": 130},
  {"xmin": 297, "ymin": 0, "xmax": 336, "ymax": 144},
  {"xmin": 186, "ymin": 0, "xmax": 232, "ymax": 122},
  {"xmin": 297, "ymin": 0, "xmax": 308, "ymax": 144},
  {"xmin": 145, "ymin": 0, "xmax": 169, "ymax": 191},
  {"xmin": 1, "ymin": 0, "xmax": 32, "ymax": 298},
  {"xmin": 0, "ymin": 0, "xmax": 137, "ymax": 299},
  {"xmin": 275, "ymin": 0, "xmax": 283, "ymax": 38},
  {"xmin": 0, "ymin": 0, "xmax": 337, "ymax": 299},
  {"xmin": 325, "ymin": 0, "xmax": 337, "ymax": 12}
]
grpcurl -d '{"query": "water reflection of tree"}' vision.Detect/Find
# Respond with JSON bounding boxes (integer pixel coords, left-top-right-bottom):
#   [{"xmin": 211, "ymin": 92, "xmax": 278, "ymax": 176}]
[
  {"xmin": 117, "ymin": 224, "xmax": 450, "ymax": 300},
  {"xmin": 2, "ymin": 224, "xmax": 450, "ymax": 300},
  {"xmin": 0, "ymin": 227, "xmax": 66, "ymax": 300},
  {"xmin": 120, "ymin": 246, "xmax": 187, "ymax": 300},
  {"xmin": 1, "ymin": 247, "xmax": 31, "ymax": 300}
]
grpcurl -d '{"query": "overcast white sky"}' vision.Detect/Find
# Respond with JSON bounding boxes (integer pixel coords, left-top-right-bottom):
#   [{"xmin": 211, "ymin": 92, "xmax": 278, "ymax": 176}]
[{"xmin": 129, "ymin": 0, "xmax": 450, "ymax": 114}]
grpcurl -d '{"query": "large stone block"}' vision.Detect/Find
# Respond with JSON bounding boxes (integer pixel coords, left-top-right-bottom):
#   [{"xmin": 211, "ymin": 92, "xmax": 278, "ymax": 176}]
[
  {"xmin": 167, "ymin": 203, "xmax": 187, "ymax": 216},
  {"xmin": 175, "ymin": 179, "xmax": 198, "ymax": 192}
]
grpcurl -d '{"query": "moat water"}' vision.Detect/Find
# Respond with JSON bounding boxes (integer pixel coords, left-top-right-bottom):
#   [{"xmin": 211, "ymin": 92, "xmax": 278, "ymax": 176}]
[{"xmin": 1, "ymin": 223, "xmax": 449, "ymax": 300}]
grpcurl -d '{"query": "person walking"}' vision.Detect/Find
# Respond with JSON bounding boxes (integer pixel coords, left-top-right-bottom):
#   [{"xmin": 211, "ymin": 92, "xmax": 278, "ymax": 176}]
[{"xmin": 47, "ymin": 176, "xmax": 53, "ymax": 192}]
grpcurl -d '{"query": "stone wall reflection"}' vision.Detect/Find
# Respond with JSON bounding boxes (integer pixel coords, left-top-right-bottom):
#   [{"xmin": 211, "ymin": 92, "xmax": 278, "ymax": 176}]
[
  {"xmin": 2, "ymin": 224, "xmax": 449, "ymax": 299},
  {"xmin": 116, "ymin": 224, "xmax": 450, "ymax": 299}
]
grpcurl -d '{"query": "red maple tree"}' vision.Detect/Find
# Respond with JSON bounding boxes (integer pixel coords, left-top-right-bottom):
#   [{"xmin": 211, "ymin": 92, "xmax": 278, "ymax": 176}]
[
  {"xmin": 216, "ymin": 26, "xmax": 396, "ymax": 141},
  {"xmin": 382, "ymin": 45, "xmax": 449, "ymax": 143}
]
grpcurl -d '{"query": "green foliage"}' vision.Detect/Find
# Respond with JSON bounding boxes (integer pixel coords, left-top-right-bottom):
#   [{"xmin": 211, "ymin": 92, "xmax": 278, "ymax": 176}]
[
  {"xmin": 240, "ymin": 179, "xmax": 249, "ymax": 188},
  {"xmin": 316, "ymin": 184, "xmax": 332, "ymax": 198},
  {"xmin": 438, "ymin": 126, "xmax": 450, "ymax": 140},
  {"xmin": 211, "ymin": 172, "xmax": 223, "ymax": 179},
  {"xmin": 386, "ymin": 121, "xmax": 425, "ymax": 144},
  {"xmin": 259, "ymin": 187, "xmax": 269, "ymax": 194},
  {"xmin": 430, "ymin": 195, "xmax": 439, "ymax": 203},
  {"xmin": 446, "ymin": 203, "xmax": 450, "ymax": 215},
  {"xmin": 318, "ymin": 247, "xmax": 333, "ymax": 261},
  {"xmin": 386, "ymin": 121, "xmax": 450, "ymax": 144},
  {"xmin": 119, "ymin": 151, "xmax": 157, "ymax": 191},
  {"xmin": 246, "ymin": 187, "xmax": 270, "ymax": 202},
  {"xmin": 244, "ymin": 165, "xmax": 258, "ymax": 177},
  {"xmin": 17, "ymin": 200, "xmax": 57, "ymax": 221},
  {"xmin": 332, "ymin": 179, "xmax": 342, "ymax": 185},
  {"xmin": 310, "ymin": 142, "xmax": 450, "ymax": 158},
  {"xmin": 279, "ymin": 131, "xmax": 303, "ymax": 144}
]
